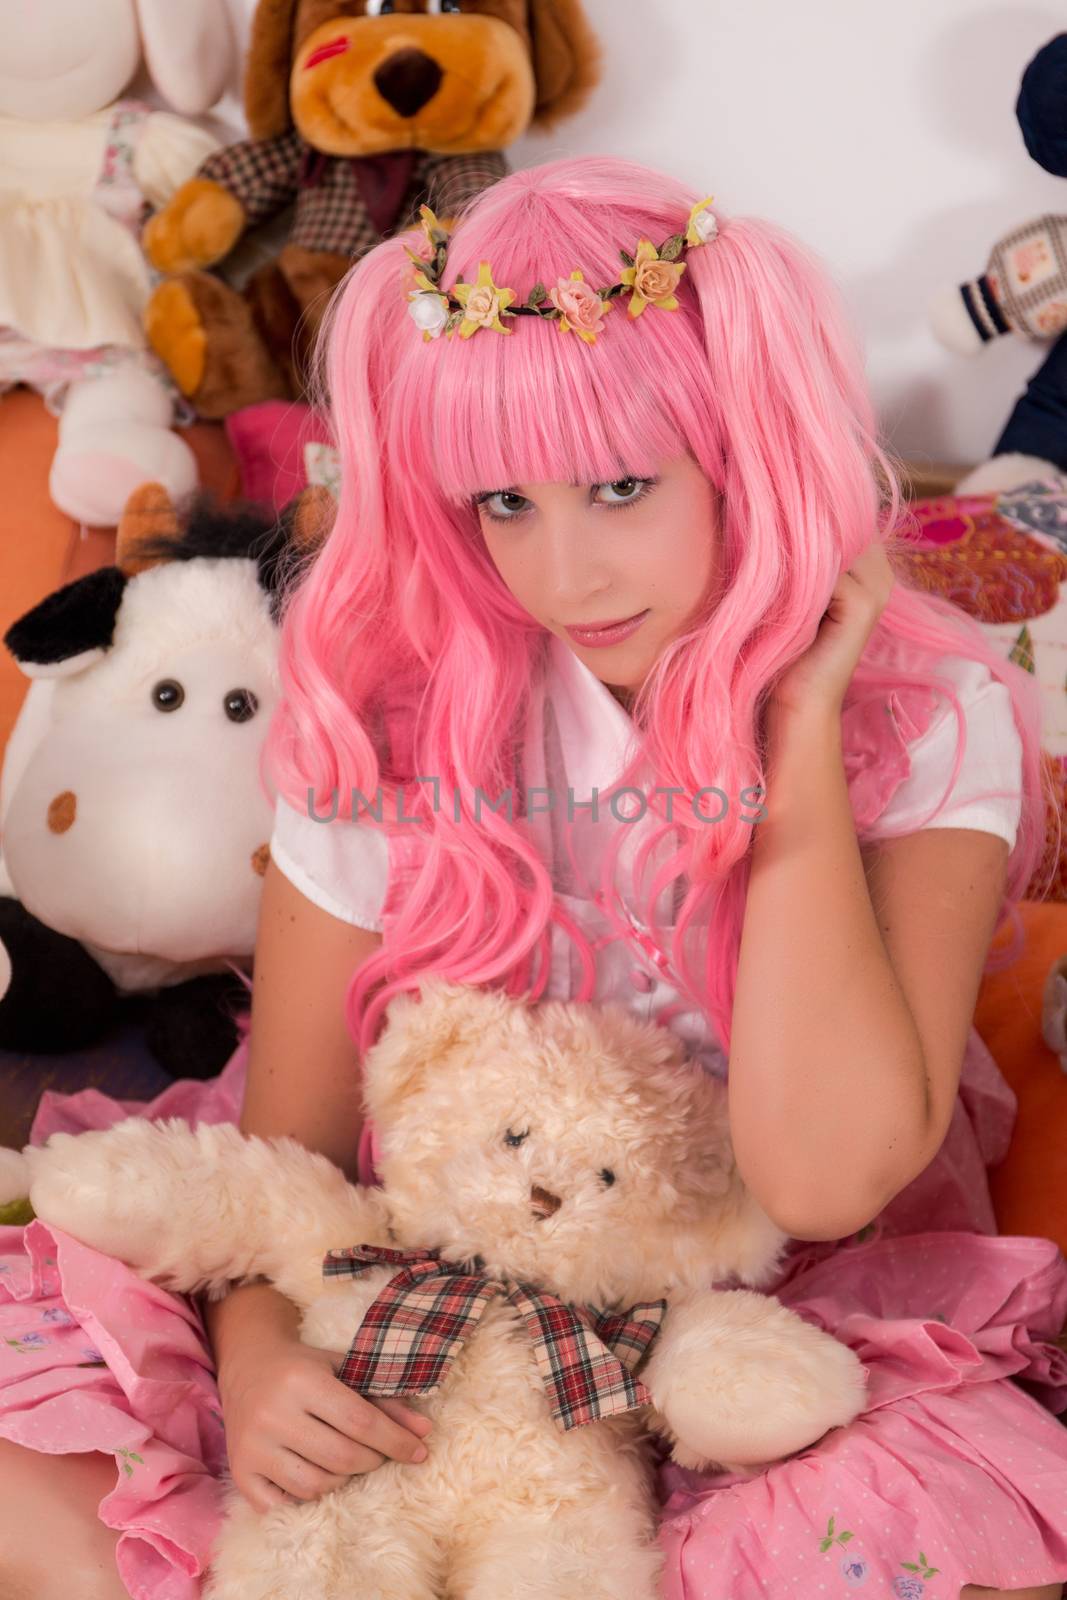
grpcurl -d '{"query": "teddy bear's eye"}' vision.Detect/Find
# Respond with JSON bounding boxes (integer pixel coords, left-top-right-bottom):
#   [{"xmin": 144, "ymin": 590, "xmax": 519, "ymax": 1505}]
[
  {"xmin": 599, "ymin": 1168, "xmax": 616, "ymax": 1187},
  {"xmin": 504, "ymin": 1128, "xmax": 529, "ymax": 1148}
]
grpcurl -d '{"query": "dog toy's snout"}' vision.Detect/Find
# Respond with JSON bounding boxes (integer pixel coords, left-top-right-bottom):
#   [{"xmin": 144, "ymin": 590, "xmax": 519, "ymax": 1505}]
[
  {"xmin": 373, "ymin": 48, "xmax": 444, "ymax": 118},
  {"xmin": 530, "ymin": 1184, "xmax": 562, "ymax": 1221}
]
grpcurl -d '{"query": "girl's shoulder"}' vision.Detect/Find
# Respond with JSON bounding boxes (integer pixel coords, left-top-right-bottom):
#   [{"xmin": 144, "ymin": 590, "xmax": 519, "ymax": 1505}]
[
  {"xmin": 866, "ymin": 653, "xmax": 1024, "ymax": 849},
  {"xmin": 269, "ymin": 791, "xmax": 388, "ymax": 932}
]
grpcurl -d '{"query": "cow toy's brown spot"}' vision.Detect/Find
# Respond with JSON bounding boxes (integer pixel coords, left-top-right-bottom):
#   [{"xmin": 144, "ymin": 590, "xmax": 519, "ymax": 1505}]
[
  {"xmin": 251, "ymin": 843, "xmax": 271, "ymax": 877},
  {"xmin": 47, "ymin": 792, "xmax": 77, "ymax": 834}
]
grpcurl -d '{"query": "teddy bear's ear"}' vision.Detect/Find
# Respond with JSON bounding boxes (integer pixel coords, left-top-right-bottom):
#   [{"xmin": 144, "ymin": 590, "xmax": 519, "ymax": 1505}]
[
  {"xmin": 526, "ymin": 0, "xmax": 604, "ymax": 129},
  {"xmin": 245, "ymin": 0, "xmax": 301, "ymax": 140},
  {"xmin": 362, "ymin": 979, "xmax": 518, "ymax": 1121}
]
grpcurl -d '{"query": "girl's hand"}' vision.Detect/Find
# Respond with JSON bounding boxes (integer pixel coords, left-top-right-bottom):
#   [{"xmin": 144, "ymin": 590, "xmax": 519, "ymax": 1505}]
[
  {"xmin": 219, "ymin": 1321, "xmax": 434, "ymax": 1512},
  {"xmin": 769, "ymin": 543, "xmax": 896, "ymax": 724}
]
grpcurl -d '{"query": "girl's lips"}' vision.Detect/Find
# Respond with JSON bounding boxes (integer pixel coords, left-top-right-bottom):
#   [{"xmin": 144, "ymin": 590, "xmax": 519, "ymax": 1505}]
[{"xmin": 564, "ymin": 610, "xmax": 650, "ymax": 648}]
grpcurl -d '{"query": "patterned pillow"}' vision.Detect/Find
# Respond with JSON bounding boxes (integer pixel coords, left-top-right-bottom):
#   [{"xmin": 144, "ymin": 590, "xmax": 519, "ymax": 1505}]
[{"xmin": 893, "ymin": 486, "xmax": 1067, "ymax": 899}]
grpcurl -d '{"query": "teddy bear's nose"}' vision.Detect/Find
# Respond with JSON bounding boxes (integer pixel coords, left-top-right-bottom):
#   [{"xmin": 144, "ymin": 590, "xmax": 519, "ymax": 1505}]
[{"xmin": 530, "ymin": 1185, "xmax": 562, "ymax": 1220}]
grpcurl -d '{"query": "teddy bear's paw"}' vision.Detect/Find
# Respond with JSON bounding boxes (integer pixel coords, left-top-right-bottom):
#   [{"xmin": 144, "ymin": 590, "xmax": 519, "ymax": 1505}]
[
  {"xmin": 25, "ymin": 1123, "xmax": 179, "ymax": 1270},
  {"xmin": 645, "ymin": 1288, "xmax": 867, "ymax": 1471},
  {"xmin": 0, "ymin": 1146, "xmax": 29, "ymax": 1208}
]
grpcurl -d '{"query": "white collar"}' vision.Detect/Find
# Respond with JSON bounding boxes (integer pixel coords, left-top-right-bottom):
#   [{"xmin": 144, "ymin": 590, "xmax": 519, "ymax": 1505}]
[{"xmin": 545, "ymin": 633, "xmax": 642, "ymax": 801}]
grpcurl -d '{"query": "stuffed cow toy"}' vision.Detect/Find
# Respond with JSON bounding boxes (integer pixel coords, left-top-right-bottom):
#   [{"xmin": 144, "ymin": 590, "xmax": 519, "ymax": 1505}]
[
  {"xmin": 1, "ymin": 980, "xmax": 867, "ymax": 1599},
  {"xmin": 142, "ymin": 0, "xmax": 603, "ymax": 417},
  {"xmin": 0, "ymin": 484, "xmax": 325, "ymax": 1079}
]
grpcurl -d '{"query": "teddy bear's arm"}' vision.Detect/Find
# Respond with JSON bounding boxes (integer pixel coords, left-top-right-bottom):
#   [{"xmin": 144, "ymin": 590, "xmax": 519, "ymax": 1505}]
[
  {"xmin": 641, "ymin": 1287, "xmax": 867, "ymax": 1473},
  {"xmin": 21, "ymin": 1117, "xmax": 392, "ymax": 1306},
  {"xmin": 142, "ymin": 130, "xmax": 305, "ymax": 274}
]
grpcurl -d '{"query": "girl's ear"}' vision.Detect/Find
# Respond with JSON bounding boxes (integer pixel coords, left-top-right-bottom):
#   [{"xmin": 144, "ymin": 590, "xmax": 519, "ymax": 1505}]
[
  {"xmin": 134, "ymin": 0, "xmax": 235, "ymax": 115},
  {"xmin": 525, "ymin": 0, "xmax": 604, "ymax": 129},
  {"xmin": 246, "ymin": 0, "xmax": 302, "ymax": 140}
]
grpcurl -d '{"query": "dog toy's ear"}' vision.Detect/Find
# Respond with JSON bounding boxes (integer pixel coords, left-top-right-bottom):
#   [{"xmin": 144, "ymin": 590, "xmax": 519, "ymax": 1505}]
[
  {"xmin": 135, "ymin": 0, "xmax": 236, "ymax": 115},
  {"xmin": 246, "ymin": 0, "xmax": 301, "ymax": 140},
  {"xmin": 526, "ymin": 0, "xmax": 604, "ymax": 129}
]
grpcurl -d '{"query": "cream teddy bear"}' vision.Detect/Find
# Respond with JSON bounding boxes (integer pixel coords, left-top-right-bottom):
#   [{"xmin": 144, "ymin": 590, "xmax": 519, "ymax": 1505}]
[{"xmin": 1, "ymin": 980, "xmax": 867, "ymax": 1600}]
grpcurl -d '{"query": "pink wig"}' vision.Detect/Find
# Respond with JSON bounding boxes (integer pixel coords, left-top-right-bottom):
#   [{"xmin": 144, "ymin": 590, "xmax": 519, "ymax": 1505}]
[{"xmin": 263, "ymin": 154, "xmax": 1055, "ymax": 1062}]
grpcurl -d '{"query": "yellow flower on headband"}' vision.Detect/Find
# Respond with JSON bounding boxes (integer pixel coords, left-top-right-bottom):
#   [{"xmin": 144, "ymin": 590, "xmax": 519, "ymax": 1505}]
[
  {"xmin": 686, "ymin": 196, "xmax": 718, "ymax": 248},
  {"xmin": 451, "ymin": 261, "xmax": 517, "ymax": 337},
  {"xmin": 620, "ymin": 239, "xmax": 687, "ymax": 319}
]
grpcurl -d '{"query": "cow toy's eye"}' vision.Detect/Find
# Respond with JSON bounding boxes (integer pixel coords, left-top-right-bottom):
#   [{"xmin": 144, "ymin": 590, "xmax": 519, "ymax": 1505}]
[
  {"xmin": 224, "ymin": 689, "xmax": 259, "ymax": 724},
  {"xmin": 152, "ymin": 679, "xmax": 184, "ymax": 713},
  {"xmin": 504, "ymin": 1128, "xmax": 529, "ymax": 1148},
  {"xmin": 599, "ymin": 1168, "xmax": 616, "ymax": 1187}
]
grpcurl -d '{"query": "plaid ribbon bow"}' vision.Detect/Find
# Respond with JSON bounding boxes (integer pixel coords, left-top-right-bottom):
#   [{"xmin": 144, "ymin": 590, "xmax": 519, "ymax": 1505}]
[{"xmin": 323, "ymin": 1243, "xmax": 666, "ymax": 1432}]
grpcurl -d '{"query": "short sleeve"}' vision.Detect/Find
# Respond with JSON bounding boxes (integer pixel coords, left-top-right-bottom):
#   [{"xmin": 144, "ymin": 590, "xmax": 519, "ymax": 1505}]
[
  {"xmin": 869, "ymin": 658, "xmax": 1024, "ymax": 849},
  {"xmin": 269, "ymin": 793, "xmax": 388, "ymax": 932}
]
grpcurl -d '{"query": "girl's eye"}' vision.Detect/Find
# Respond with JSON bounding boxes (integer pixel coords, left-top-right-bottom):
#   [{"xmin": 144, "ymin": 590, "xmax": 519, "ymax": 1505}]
[
  {"xmin": 427, "ymin": 0, "xmax": 462, "ymax": 11},
  {"xmin": 365, "ymin": 0, "xmax": 396, "ymax": 15},
  {"xmin": 504, "ymin": 1128, "xmax": 530, "ymax": 1148},
  {"xmin": 475, "ymin": 490, "xmax": 531, "ymax": 523},
  {"xmin": 595, "ymin": 477, "xmax": 655, "ymax": 508},
  {"xmin": 474, "ymin": 477, "xmax": 656, "ymax": 525}
]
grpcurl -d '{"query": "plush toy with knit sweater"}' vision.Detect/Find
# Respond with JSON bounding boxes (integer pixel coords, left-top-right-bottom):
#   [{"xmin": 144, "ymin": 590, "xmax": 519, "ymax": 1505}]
[
  {"xmin": 930, "ymin": 34, "xmax": 1067, "ymax": 495},
  {"xmin": 141, "ymin": 0, "xmax": 603, "ymax": 419}
]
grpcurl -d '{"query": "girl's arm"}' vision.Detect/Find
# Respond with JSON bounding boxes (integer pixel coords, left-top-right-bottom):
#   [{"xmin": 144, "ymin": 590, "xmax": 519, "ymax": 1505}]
[
  {"xmin": 727, "ymin": 700, "xmax": 1009, "ymax": 1243},
  {"xmin": 203, "ymin": 858, "xmax": 431, "ymax": 1511},
  {"xmin": 727, "ymin": 544, "xmax": 1009, "ymax": 1242},
  {"xmin": 205, "ymin": 850, "xmax": 374, "ymax": 1336}
]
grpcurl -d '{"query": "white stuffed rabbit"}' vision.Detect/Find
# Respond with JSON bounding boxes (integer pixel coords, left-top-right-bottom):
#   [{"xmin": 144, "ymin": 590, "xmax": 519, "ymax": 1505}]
[{"xmin": 0, "ymin": 0, "xmax": 235, "ymax": 526}]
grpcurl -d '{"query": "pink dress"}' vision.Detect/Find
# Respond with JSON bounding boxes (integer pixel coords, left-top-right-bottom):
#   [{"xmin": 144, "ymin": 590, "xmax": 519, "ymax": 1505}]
[{"xmin": 2, "ymin": 636, "xmax": 1067, "ymax": 1600}]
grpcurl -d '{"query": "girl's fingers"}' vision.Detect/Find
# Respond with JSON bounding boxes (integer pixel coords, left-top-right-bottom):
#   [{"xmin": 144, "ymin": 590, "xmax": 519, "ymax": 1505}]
[
  {"xmin": 375, "ymin": 1396, "xmax": 434, "ymax": 1436},
  {"xmin": 243, "ymin": 1472, "xmax": 294, "ymax": 1513},
  {"xmin": 292, "ymin": 1412, "xmax": 389, "ymax": 1478},
  {"xmin": 270, "ymin": 1446, "xmax": 352, "ymax": 1503}
]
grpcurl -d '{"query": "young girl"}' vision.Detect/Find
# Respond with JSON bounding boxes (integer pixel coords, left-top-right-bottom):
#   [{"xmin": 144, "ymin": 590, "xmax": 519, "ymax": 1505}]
[{"xmin": 2, "ymin": 154, "xmax": 1067, "ymax": 1600}]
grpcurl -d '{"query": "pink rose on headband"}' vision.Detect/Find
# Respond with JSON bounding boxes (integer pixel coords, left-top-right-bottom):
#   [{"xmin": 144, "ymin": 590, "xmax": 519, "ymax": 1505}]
[
  {"xmin": 548, "ymin": 271, "xmax": 612, "ymax": 343},
  {"xmin": 465, "ymin": 283, "xmax": 503, "ymax": 328},
  {"xmin": 634, "ymin": 255, "xmax": 684, "ymax": 303},
  {"xmin": 621, "ymin": 239, "xmax": 687, "ymax": 318}
]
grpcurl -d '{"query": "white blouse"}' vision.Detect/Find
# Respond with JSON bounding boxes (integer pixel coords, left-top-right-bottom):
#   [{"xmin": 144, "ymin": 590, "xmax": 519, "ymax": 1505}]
[{"xmin": 269, "ymin": 638, "xmax": 1024, "ymax": 1077}]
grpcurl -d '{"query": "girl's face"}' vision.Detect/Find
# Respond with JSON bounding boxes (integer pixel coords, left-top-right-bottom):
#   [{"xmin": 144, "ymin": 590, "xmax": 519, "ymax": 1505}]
[{"xmin": 474, "ymin": 453, "xmax": 720, "ymax": 703}]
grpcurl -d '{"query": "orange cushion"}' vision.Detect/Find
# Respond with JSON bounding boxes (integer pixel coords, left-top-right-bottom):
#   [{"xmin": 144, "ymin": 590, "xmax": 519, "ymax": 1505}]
[
  {"xmin": 0, "ymin": 389, "xmax": 239, "ymax": 756},
  {"xmin": 976, "ymin": 899, "xmax": 1067, "ymax": 1253}
]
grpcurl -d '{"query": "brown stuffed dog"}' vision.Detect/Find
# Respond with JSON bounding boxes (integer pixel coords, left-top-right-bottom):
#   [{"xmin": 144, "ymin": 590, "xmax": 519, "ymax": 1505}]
[{"xmin": 142, "ymin": 0, "xmax": 602, "ymax": 418}]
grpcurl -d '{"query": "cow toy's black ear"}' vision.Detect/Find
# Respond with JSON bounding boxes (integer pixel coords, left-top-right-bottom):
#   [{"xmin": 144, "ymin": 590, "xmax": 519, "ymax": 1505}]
[{"xmin": 2, "ymin": 567, "xmax": 128, "ymax": 680}]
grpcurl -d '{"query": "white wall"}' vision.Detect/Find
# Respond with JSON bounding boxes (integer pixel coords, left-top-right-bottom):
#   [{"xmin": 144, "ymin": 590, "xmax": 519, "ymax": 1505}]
[{"xmin": 220, "ymin": 0, "xmax": 1067, "ymax": 467}]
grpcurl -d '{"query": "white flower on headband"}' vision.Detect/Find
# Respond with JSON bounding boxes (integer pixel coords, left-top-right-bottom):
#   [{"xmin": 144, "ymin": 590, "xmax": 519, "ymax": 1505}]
[
  {"xmin": 687, "ymin": 201, "xmax": 719, "ymax": 245},
  {"xmin": 409, "ymin": 292, "xmax": 450, "ymax": 340}
]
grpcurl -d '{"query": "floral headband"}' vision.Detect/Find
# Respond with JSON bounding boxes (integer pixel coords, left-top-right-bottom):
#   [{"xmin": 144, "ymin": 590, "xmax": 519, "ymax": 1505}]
[{"xmin": 406, "ymin": 196, "xmax": 719, "ymax": 346}]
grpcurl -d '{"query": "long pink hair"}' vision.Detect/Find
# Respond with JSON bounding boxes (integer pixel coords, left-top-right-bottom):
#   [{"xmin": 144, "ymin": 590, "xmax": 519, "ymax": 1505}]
[{"xmin": 263, "ymin": 154, "xmax": 1054, "ymax": 1062}]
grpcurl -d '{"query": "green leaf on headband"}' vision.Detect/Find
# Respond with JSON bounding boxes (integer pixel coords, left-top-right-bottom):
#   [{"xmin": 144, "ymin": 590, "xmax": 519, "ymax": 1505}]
[
  {"xmin": 542, "ymin": 307, "xmax": 561, "ymax": 319},
  {"xmin": 619, "ymin": 249, "xmax": 636, "ymax": 269},
  {"xmin": 605, "ymin": 284, "xmax": 626, "ymax": 298},
  {"xmin": 659, "ymin": 235, "xmax": 685, "ymax": 261},
  {"xmin": 528, "ymin": 283, "xmax": 548, "ymax": 306}
]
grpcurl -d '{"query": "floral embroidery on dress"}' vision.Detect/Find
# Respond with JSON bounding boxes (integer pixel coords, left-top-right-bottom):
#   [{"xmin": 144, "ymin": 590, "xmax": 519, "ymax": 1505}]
[
  {"xmin": 115, "ymin": 1446, "xmax": 144, "ymax": 1477},
  {"xmin": 840, "ymin": 1553, "xmax": 870, "ymax": 1585},
  {"xmin": 3, "ymin": 1331, "xmax": 47, "ymax": 1354},
  {"xmin": 819, "ymin": 1514, "xmax": 855, "ymax": 1552}
]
